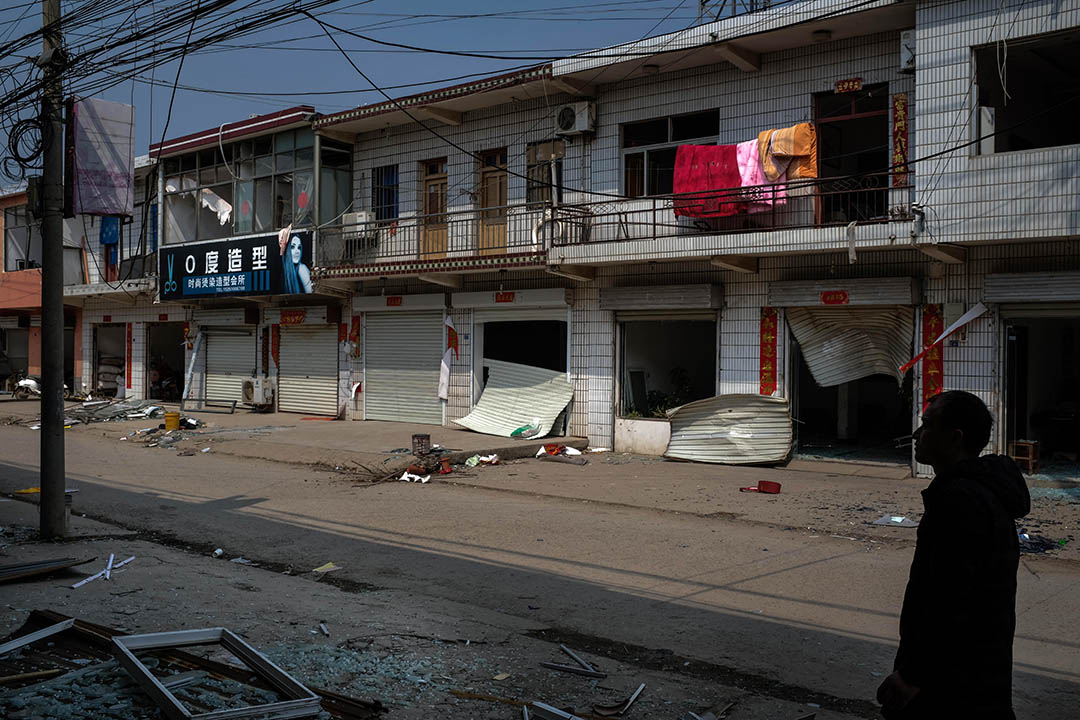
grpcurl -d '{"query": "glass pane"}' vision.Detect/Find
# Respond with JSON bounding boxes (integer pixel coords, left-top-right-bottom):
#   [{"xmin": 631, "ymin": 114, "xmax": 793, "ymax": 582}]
[
  {"xmin": 624, "ymin": 153, "xmax": 644, "ymax": 197},
  {"xmin": 647, "ymin": 148, "xmax": 677, "ymax": 195},
  {"xmin": 319, "ymin": 169, "xmax": 335, "ymax": 225},
  {"xmin": 276, "ymin": 152, "xmax": 294, "ymax": 172},
  {"xmin": 295, "ymin": 128, "xmax": 314, "ymax": 148},
  {"xmin": 671, "ymin": 111, "xmax": 718, "ymax": 141},
  {"xmin": 253, "ymin": 136, "xmax": 272, "ymax": 156},
  {"xmin": 237, "ymin": 160, "xmax": 254, "ymax": 181},
  {"xmin": 255, "ymin": 156, "xmax": 273, "ymax": 176},
  {"xmin": 197, "ymin": 149, "xmax": 217, "ymax": 170},
  {"xmin": 179, "ymin": 153, "xmax": 196, "ymax": 172},
  {"xmin": 275, "ymin": 131, "xmax": 294, "ymax": 152},
  {"xmin": 274, "ymin": 175, "xmax": 294, "ymax": 228},
  {"xmin": 164, "ymin": 192, "xmax": 196, "ymax": 244},
  {"xmin": 164, "ymin": 158, "xmax": 180, "ymax": 175},
  {"xmin": 622, "ymin": 118, "xmax": 668, "ymax": 148},
  {"xmin": 295, "ymin": 146, "xmax": 313, "ymax": 169},
  {"xmin": 293, "ymin": 170, "xmax": 313, "ymax": 226},
  {"xmin": 197, "ymin": 184, "xmax": 233, "ymax": 240},
  {"xmin": 320, "ymin": 144, "xmax": 351, "ymax": 169},
  {"xmin": 199, "ymin": 166, "xmax": 217, "ymax": 186},
  {"xmin": 336, "ymin": 169, "xmax": 351, "ymax": 219},
  {"xmin": 254, "ymin": 178, "xmax": 273, "ymax": 232},
  {"xmin": 238, "ymin": 141, "xmax": 253, "ymax": 159},
  {"xmin": 235, "ymin": 181, "xmax": 254, "ymax": 234},
  {"xmin": 217, "ymin": 165, "xmax": 234, "ymax": 184}
]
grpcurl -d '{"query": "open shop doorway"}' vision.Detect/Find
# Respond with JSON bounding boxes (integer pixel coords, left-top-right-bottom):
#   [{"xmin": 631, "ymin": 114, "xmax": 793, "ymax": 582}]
[{"xmin": 147, "ymin": 322, "xmax": 185, "ymax": 402}]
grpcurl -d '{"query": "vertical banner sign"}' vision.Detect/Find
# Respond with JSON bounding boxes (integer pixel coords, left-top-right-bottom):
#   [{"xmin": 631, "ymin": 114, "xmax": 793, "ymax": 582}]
[
  {"xmin": 759, "ymin": 307, "xmax": 778, "ymax": 395},
  {"xmin": 921, "ymin": 304, "xmax": 944, "ymax": 412},
  {"xmin": 338, "ymin": 323, "xmax": 347, "ymax": 343},
  {"xmin": 892, "ymin": 93, "xmax": 909, "ymax": 186},
  {"xmin": 271, "ymin": 324, "xmax": 280, "ymax": 368},
  {"xmin": 348, "ymin": 316, "xmax": 362, "ymax": 359},
  {"xmin": 125, "ymin": 323, "xmax": 133, "ymax": 389}
]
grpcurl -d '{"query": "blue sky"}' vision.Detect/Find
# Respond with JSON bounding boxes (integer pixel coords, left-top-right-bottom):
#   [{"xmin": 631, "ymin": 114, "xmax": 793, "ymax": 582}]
[{"xmin": 2, "ymin": 0, "xmax": 705, "ymax": 157}]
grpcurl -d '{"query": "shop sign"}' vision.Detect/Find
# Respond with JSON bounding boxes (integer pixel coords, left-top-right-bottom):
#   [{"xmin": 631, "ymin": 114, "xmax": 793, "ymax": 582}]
[
  {"xmin": 158, "ymin": 313, "xmax": 168, "ymax": 322},
  {"xmin": 892, "ymin": 93, "xmax": 909, "ymax": 187},
  {"xmin": 279, "ymin": 309, "xmax": 307, "ymax": 326},
  {"xmin": 386, "ymin": 296, "xmax": 403, "ymax": 307},
  {"xmin": 158, "ymin": 230, "xmax": 313, "ymax": 301},
  {"xmin": 921, "ymin": 304, "xmax": 944, "ymax": 412},
  {"xmin": 495, "ymin": 291, "xmax": 516, "ymax": 303},
  {"xmin": 103, "ymin": 315, "xmax": 112, "ymax": 322},
  {"xmin": 759, "ymin": 307, "xmax": 778, "ymax": 396},
  {"xmin": 834, "ymin": 77, "xmax": 862, "ymax": 93},
  {"xmin": 820, "ymin": 290, "xmax": 850, "ymax": 305}
]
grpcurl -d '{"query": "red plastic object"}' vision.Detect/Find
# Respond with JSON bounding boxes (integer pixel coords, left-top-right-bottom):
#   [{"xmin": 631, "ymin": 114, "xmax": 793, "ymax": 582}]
[{"xmin": 740, "ymin": 481, "xmax": 782, "ymax": 494}]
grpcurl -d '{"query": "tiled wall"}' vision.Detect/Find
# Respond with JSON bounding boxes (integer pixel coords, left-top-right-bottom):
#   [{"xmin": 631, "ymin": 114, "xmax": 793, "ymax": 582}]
[{"xmin": 914, "ymin": 0, "xmax": 1080, "ymax": 244}]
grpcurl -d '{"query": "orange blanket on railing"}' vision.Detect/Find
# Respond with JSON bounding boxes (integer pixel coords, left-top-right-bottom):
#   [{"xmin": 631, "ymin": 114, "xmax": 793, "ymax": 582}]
[
  {"xmin": 673, "ymin": 144, "xmax": 743, "ymax": 218},
  {"xmin": 757, "ymin": 122, "xmax": 817, "ymax": 181}
]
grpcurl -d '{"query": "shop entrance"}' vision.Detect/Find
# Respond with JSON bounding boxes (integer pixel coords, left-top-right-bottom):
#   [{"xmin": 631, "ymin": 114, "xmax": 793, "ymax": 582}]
[
  {"xmin": 147, "ymin": 323, "xmax": 185, "ymax": 402},
  {"xmin": 478, "ymin": 319, "xmax": 567, "ymax": 392},
  {"xmin": 1004, "ymin": 313, "xmax": 1080, "ymax": 479},
  {"xmin": 618, "ymin": 318, "xmax": 716, "ymax": 417},
  {"xmin": 93, "ymin": 324, "xmax": 126, "ymax": 397}
]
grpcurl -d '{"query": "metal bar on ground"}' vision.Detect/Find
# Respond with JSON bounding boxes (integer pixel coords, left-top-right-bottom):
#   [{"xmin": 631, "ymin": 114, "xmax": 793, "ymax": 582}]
[{"xmin": 0, "ymin": 619, "xmax": 75, "ymax": 656}]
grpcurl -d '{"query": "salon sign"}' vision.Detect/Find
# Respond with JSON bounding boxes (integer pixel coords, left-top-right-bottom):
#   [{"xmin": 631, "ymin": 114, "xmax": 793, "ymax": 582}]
[{"xmin": 158, "ymin": 230, "xmax": 313, "ymax": 301}]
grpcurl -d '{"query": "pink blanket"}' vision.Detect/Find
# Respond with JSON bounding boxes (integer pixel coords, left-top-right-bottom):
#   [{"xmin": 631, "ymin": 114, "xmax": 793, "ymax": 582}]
[{"xmin": 736, "ymin": 139, "xmax": 785, "ymax": 213}]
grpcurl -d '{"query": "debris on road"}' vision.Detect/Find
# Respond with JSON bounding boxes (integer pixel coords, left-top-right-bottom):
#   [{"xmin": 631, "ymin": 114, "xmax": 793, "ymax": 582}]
[
  {"xmin": 312, "ymin": 562, "xmax": 341, "ymax": 574},
  {"xmin": 871, "ymin": 515, "xmax": 918, "ymax": 527},
  {"xmin": 530, "ymin": 700, "xmax": 586, "ymax": 720},
  {"xmin": 594, "ymin": 682, "xmax": 646, "ymax": 717},
  {"xmin": 739, "ymin": 481, "xmax": 782, "ymax": 494},
  {"xmin": 400, "ymin": 471, "xmax": 431, "ymax": 483},
  {"xmin": 492, "ymin": 672, "xmax": 510, "ymax": 681},
  {"xmin": 558, "ymin": 644, "xmax": 596, "ymax": 673},
  {"xmin": 71, "ymin": 555, "xmax": 134, "ymax": 589},
  {"xmin": 319, "ymin": 623, "xmax": 330, "ymax": 637},
  {"xmin": 0, "ymin": 557, "xmax": 94, "ymax": 585},
  {"xmin": 539, "ymin": 661, "xmax": 607, "ymax": 678},
  {"xmin": 1018, "ymin": 530, "xmax": 1066, "ymax": 554}
]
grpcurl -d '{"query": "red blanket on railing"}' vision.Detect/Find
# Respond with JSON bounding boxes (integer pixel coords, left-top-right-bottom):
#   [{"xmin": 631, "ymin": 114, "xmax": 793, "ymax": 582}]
[{"xmin": 673, "ymin": 144, "xmax": 743, "ymax": 218}]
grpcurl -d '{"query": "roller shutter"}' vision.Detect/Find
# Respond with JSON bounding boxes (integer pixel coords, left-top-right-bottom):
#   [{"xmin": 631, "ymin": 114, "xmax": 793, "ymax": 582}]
[
  {"xmin": 279, "ymin": 325, "xmax": 339, "ymax": 416},
  {"xmin": 205, "ymin": 330, "xmax": 254, "ymax": 403},
  {"xmin": 365, "ymin": 311, "xmax": 443, "ymax": 424},
  {"xmin": 786, "ymin": 306, "xmax": 914, "ymax": 387}
]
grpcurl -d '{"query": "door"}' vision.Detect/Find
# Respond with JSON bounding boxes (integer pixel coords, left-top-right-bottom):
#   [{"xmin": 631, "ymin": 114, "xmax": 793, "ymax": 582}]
[
  {"xmin": 365, "ymin": 311, "xmax": 444, "ymax": 424},
  {"xmin": 278, "ymin": 325, "xmax": 339, "ymax": 415},
  {"xmin": 478, "ymin": 149, "xmax": 508, "ymax": 256},
  {"xmin": 205, "ymin": 330, "xmax": 254, "ymax": 403},
  {"xmin": 420, "ymin": 158, "xmax": 448, "ymax": 259}
]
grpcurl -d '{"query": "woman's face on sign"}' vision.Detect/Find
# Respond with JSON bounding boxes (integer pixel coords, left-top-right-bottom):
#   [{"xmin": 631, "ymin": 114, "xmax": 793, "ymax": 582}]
[{"xmin": 289, "ymin": 237, "xmax": 302, "ymax": 264}]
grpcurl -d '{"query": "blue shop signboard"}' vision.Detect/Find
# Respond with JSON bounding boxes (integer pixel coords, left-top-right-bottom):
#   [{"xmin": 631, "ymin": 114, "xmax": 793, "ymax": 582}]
[{"xmin": 159, "ymin": 230, "xmax": 313, "ymax": 301}]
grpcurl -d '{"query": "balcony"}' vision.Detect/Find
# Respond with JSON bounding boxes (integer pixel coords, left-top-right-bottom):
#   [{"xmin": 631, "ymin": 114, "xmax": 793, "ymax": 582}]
[
  {"xmin": 316, "ymin": 204, "xmax": 551, "ymax": 277},
  {"xmin": 550, "ymin": 172, "xmax": 912, "ymax": 248}
]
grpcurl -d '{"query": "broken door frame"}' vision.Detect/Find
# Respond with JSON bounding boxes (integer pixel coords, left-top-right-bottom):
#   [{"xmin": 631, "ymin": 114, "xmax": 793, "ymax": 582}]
[{"xmin": 112, "ymin": 627, "xmax": 320, "ymax": 720}]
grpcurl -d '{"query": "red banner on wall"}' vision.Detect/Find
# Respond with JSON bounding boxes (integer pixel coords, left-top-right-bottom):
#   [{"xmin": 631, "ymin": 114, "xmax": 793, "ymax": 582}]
[
  {"xmin": 921, "ymin": 304, "xmax": 944, "ymax": 412},
  {"xmin": 125, "ymin": 323, "xmax": 132, "ymax": 389},
  {"xmin": 279, "ymin": 309, "xmax": 306, "ymax": 326},
  {"xmin": 271, "ymin": 324, "xmax": 280, "ymax": 368},
  {"xmin": 760, "ymin": 307, "xmax": 778, "ymax": 396},
  {"xmin": 820, "ymin": 290, "xmax": 849, "ymax": 305},
  {"xmin": 348, "ymin": 316, "xmax": 362, "ymax": 359},
  {"xmin": 892, "ymin": 93, "xmax": 909, "ymax": 187}
]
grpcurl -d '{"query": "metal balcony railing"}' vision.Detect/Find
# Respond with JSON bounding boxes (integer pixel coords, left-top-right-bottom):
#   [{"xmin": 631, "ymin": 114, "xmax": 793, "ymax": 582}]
[
  {"xmin": 316, "ymin": 203, "xmax": 552, "ymax": 268},
  {"xmin": 547, "ymin": 172, "xmax": 913, "ymax": 247}
]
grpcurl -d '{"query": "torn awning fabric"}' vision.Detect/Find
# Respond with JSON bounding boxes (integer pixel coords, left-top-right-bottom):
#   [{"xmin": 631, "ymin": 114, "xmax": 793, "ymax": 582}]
[{"xmin": 787, "ymin": 306, "xmax": 914, "ymax": 387}]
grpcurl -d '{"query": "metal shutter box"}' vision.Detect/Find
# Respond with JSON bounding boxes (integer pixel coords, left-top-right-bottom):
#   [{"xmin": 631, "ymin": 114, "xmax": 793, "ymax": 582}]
[
  {"xmin": 205, "ymin": 331, "xmax": 254, "ymax": 403},
  {"xmin": 984, "ymin": 272, "xmax": 1080, "ymax": 303},
  {"xmin": 365, "ymin": 311, "xmax": 443, "ymax": 424},
  {"xmin": 278, "ymin": 325, "xmax": 339, "ymax": 416},
  {"xmin": 767, "ymin": 277, "xmax": 919, "ymax": 307},
  {"xmin": 600, "ymin": 284, "xmax": 722, "ymax": 311}
]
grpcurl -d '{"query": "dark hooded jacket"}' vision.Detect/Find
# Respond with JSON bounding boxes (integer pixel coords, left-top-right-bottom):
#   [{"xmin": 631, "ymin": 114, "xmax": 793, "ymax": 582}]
[{"xmin": 893, "ymin": 455, "xmax": 1030, "ymax": 718}]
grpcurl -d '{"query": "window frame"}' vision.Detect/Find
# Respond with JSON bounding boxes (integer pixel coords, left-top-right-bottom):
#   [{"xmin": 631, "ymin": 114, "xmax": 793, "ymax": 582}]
[
  {"xmin": 371, "ymin": 164, "xmax": 400, "ymax": 223},
  {"xmin": 620, "ymin": 111, "xmax": 719, "ymax": 197},
  {"xmin": 526, "ymin": 139, "xmax": 565, "ymax": 208}
]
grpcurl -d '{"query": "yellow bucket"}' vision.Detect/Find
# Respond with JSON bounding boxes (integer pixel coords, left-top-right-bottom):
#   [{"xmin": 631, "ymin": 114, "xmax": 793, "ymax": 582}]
[{"xmin": 164, "ymin": 412, "xmax": 180, "ymax": 431}]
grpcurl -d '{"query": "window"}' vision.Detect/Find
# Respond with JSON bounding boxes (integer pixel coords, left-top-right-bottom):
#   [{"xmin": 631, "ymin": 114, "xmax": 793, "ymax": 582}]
[
  {"xmin": 319, "ymin": 139, "xmax": 352, "ymax": 225},
  {"xmin": 526, "ymin": 139, "xmax": 564, "ymax": 207},
  {"xmin": 619, "ymin": 319, "xmax": 717, "ymax": 417},
  {"xmin": 974, "ymin": 31, "xmax": 1080, "ymax": 153},
  {"xmin": 371, "ymin": 165, "xmax": 399, "ymax": 222},
  {"xmin": 163, "ymin": 128, "xmax": 316, "ymax": 244},
  {"xmin": 814, "ymin": 83, "xmax": 890, "ymax": 223},
  {"xmin": 3, "ymin": 205, "xmax": 41, "ymax": 270},
  {"xmin": 622, "ymin": 110, "xmax": 718, "ymax": 196}
]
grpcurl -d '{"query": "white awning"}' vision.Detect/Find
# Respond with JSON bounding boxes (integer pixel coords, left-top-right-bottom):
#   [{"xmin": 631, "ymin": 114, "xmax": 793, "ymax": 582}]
[
  {"xmin": 787, "ymin": 306, "xmax": 914, "ymax": 387},
  {"xmin": 454, "ymin": 359, "xmax": 573, "ymax": 438}
]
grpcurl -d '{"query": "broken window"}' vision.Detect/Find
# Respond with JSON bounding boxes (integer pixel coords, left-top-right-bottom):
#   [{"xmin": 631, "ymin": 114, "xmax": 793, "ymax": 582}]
[
  {"xmin": 319, "ymin": 139, "xmax": 352, "ymax": 225},
  {"xmin": 619, "ymin": 319, "xmax": 716, "ymax": 417},
  {"xmin": 974, "ymin": 30, "xmax": 1080, "ymax": 153},
  {"xmin": 526, "ymin": 139, "xmax": 564, "ymax": 207},
  {"xmin": 622, "ymin": 110, "xmax": 719, "ymax": 197},
  {"xmin": 3, "ymin": 205, "xmax": 41, "ymax": 270}
]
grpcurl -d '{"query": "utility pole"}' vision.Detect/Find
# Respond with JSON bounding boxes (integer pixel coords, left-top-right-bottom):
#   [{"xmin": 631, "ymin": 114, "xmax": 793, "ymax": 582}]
[{"xmin": 39, "ymin": 0, "xmax": 67, "ymax": 538}]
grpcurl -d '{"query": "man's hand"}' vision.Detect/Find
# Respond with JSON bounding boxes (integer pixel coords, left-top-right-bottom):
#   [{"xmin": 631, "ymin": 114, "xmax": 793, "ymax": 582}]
[{"xmin": 877, "ymin": 670, "xmax": 920, "ymax": 715}]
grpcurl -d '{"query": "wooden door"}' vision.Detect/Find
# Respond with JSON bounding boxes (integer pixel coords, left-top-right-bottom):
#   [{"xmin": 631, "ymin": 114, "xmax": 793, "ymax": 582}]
[
  {"xmin": 420, "ymin": 158, "xmax": 447, "ymax": 259},
  {"xmin": 478, "ymin": 149, "xmax": 508, "ymax": 256}
]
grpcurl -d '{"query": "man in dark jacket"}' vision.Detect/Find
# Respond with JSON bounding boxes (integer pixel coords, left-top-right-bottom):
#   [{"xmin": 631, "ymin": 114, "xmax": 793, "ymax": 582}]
[{"xmin": 877, "ymin": 390, "xmax": 1030, "ymax": 719}]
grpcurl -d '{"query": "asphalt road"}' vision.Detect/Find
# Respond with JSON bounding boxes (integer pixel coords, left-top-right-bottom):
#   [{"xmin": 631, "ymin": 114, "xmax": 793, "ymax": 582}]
[{"xmin": 1, "ymin": 424, "xmax": 1077, "ymax": 718}]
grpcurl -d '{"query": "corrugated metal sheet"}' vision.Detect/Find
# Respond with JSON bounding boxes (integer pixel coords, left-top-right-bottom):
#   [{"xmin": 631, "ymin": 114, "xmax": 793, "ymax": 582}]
[
  {"xmin": 365, "ymin": 311, "xmax": 444, "ymax": 424},
  {"xmin": 193, "ymin": 309, "xmax": 249, "ymax": 326},
  {"xmin": 984, "ymin": 272, "xmax": 1080, "ymax": 303},
  {"xmin": 767, "ymin": 277, "xmax": 919, "ymax": 307},
  {"xmin": 454, "ymin": 359, "xmax": 573, "ymax": 438},
  {"xmin": 665, "ymin": 394, "xmax": 792, "ymax": 465},
  {"xmin": 205, "ymin": 331, "xmax": 254, "ymax": 403},
  {"xmin": 278, "ymin": 325, "xmax": 339, "ymax": 415},
  {"xmin": 998, "ymin": 302, "xmax": 1080, "ymax": 319},
  {"xmin": 473, "ymin": 307, "xmax": 567, "ymax": 323},
  {"xmin": 787, "ymin": 306, "xmax": 914, "ymax": 387},
  {"xmin": 600, "ymin": 284, "xmax": 721, "ymax": 311}
]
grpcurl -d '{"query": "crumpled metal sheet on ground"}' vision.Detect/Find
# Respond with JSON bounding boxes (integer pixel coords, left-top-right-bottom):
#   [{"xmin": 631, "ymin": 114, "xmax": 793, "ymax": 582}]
[
  {"xmin": 786, "ymin": 306, "xmax": 914, "ymax": 387},
  {"xmin": 454, "ymin": 360, "xmax": 573, "ymax": 439},
  {"xmin": 665, "ymin": 395, "xmax": 793, "ymax": 465}
]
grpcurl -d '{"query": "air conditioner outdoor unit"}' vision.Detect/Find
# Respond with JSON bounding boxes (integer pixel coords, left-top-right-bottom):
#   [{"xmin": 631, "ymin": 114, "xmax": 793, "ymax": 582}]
[
  {"xmin": 242, "ymin": 377, "xmax": 275, "ymax": 407},
  {"xmin": 555, "ymin": 102, "xmax": 595, "ymax": 135},
  {"xmin": 343, "ymin": 211, "xmax": 374, "ymax": 228}
]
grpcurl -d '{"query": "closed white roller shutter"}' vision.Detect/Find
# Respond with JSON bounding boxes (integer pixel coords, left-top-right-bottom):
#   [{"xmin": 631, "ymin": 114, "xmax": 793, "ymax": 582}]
[
  {"xmin": 786, "ymin": 306, "xmax": 914, "ymax": 387},
  {"xmin": 206, "ymin": 330, "xmax": 254, "ymax": 403},
  {"xmin": 278, "ymin": 325, "xmax": 339, "ymax": 416},
  {"xmin": 365, "ymin": 311, "xmax": 443, "ymax": 424}
]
